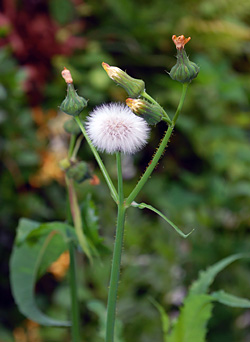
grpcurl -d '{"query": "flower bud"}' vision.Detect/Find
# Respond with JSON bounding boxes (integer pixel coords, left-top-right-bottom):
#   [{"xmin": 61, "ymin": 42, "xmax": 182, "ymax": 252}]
[
  {"xmin": 66, "ymin": 161, "xmax": 91, "ymax": 183},
  {"xmin": 60, "ymin": 68, "xmax": 88, "ymax": 116},
  {"xmin": 170, "ymin": 35, "xmax": 199, "ymax": 83},
  {"xmin": 126, "ymin": 98, "xmax": 163, "ymax": 125},
  {"xmin": 102, "ymin": 62, "xmax": 145, "ymax": 98},
  {"xmin": 59, "ymin": 158, "xmax": 71, "ymax": 171},
  {"xmin": 63, "ymin": 119, "xmax": 81, "ymax": 135}
]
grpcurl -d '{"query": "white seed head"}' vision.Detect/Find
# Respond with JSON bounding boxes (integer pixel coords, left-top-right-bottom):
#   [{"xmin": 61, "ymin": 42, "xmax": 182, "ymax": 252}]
[{"xmin": 86, "ymin": 103, "xmax": 150, "ymax": 154}]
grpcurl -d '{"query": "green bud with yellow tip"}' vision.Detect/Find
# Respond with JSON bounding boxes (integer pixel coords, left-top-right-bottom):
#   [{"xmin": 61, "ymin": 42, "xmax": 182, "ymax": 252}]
[
  {"xmin": 102, "ymin": 62, "xmax": 145, "ymax": 98},
  {"xmin": 126, "ymin": 98, "xmax": 163, "ymax": 125}
]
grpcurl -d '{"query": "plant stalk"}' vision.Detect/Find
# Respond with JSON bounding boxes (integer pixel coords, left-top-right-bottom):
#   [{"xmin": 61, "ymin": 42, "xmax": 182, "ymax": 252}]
[
  {"xmin": 126, "ymin": 83, "xmax": 188, "ymax": 207},
  {"xmin": 172, "ymin": 83, "xmax": 188, "ymax": 125},
  {"xmin": 68, "ymin": 240, "xmax": 81, "ymax": 342},
  {"xmin": 65, "ymin": 176, "xmax": 92, "ymax": 262},
  {"xmin": 68, "ymin": 134, "xmax": 77, "ymax": 159},
  {"xmin": 105, "ymin": 152, "xmax": 126, "ymax": 342},
  {"xmin": 74, "ymin": 116, "xmax": 118, "ymax": 203}
]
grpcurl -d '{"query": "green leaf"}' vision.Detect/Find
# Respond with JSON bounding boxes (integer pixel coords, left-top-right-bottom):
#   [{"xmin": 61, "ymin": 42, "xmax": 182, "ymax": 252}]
[
  {"xmin": 131, "ymin": 202, "xmax": 194, "ymax": 238},
  {"xmin": 27, "ymin": 221, "xmax": 77, "ymax": 279},
  {"xmin": 210, "ymin": 290, "xmax": 250, "ymax": 308},
  {"xmin": 81, "ymin": 194, "xmax": 101, "ymax": 245},
  {"xmin": 15, "ymin": 218, "xmax": 40, "ymax": 245},
  {"xmin": 10, "ymin": 219, "xmax": 75, "ymax": 326},
  {"xmin": 168, "ymin": 294, "xmax": 213, "ymax": 342},
  {"xmin": 189, "ymin": 253, "xmax": 246, "ymax": 296},
  {"xmin": 81, "ymin": 194, "xmax": 109, "ymax": 257}
]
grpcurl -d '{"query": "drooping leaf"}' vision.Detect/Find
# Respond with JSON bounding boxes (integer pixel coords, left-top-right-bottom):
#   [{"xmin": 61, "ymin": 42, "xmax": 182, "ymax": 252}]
[
  {"xmin": 189, "ymin": 253, "xmax": 245, "ymax": 296},
  {"xmin": 168, "ymin": 294, "xmax": 213, "ymax": 342},
  {"xmin": 10, "ymin": 218, "xmax": 76, "ymax": 326},
  {"xmin": 210, "ymin": 290, "xmax": 250, "ymax": 308},
  {"xmin": 131, "ymin": 202, "xmax": 194, "ymax": 238},
  {"xmin": 15, "ymin": 218, "xmax": 40, "ymax": 245},
  {"xmin": 27, "ymin": 221, "xmax": 77, "ymax": 279}
]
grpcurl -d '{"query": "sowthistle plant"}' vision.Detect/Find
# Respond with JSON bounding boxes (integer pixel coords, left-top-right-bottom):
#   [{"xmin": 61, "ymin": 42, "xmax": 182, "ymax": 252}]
[{"xmin": 10, "ymin": 35, "xmax": 250, "ymax": 342}]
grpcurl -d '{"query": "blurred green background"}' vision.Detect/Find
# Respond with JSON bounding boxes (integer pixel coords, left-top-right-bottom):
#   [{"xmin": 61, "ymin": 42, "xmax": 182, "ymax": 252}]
[{"xmin": 0, "ymin": 0, "xmax": 250, "ymax": 341}]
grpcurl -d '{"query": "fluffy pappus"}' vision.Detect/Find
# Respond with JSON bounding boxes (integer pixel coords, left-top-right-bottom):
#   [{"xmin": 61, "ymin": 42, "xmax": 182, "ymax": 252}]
[{"xmin": 85, "ymin": 103, "xmax": 150, "ymax": 154}]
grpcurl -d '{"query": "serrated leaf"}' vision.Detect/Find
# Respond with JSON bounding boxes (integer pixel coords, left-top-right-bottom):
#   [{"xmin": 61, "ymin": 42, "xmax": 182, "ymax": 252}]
[
  {"xmin": 189, "ymin": 254, "xmax": 245, "ymax": 296},
  {"xmin": 81, "ymin": 194, "xmax": 101, "ymax": 244},
  {"xmin": 10, "ymin": 219, "xmax": 75, "ymax": 326},
  {"xmin": 131, "ymin": 202, "xmax": 194, "ymax": 238},
  {"xmin": 168, "ymin": 294, "xmax": 213, "ymax": 342},
  {"xmin": 211, "ymin": 290, "xmax": 250, "ymax": 308},
  {"xmin": 81, "ymin": 194, "xmax": 109, "ymax": 257}
]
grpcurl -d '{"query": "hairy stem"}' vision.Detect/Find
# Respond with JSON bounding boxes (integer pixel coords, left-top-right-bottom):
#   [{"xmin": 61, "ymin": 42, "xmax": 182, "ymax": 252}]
[
  {"xmin": 126, "ymin": 83, "xmax": 188, "ymax": 206},
  {"xmin": 106, "ymin": 152, "xmax": 126, "ymax": 342}
]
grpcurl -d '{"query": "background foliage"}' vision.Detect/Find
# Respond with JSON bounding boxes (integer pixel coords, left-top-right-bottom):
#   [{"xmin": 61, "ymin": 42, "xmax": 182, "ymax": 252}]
[{"xmin": 0, "ymin": 0, "xmax": 249, "ymax": 341}]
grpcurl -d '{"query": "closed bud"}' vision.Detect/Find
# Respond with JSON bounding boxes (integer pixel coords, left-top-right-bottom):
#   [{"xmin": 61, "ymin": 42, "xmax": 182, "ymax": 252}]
[
  {"xmin": 102, "ymin": 62, "xmax": 145, "ymax": 98},
  {"xmin": 60, "ymin": 83, "xmax": 88, "ymax": 116},
  {"xmin": 126, "ymin": 98, "xmax": 163, "ymax": 125},
  {"xmin": 63, "ymin": 119, "xmax": 81, "ymax": 135},
  {"xmin": 170, "ymin": 35, "xmax": 199, "ymax": 83},
  {"xmin": 59, "ymin": 158, "xmax": 71, "ymax": 171},
  {"xmin": 66, "ymin": 161, "xmax": 91, "ymax": 183},
  {"xmin": 60, "ymin": 68, "xmax": 87, "ymax": 116}
]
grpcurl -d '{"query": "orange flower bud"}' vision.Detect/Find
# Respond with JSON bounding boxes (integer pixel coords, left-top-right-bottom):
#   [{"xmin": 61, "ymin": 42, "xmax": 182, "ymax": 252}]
[
  {"xmin": 172, "ymin": 35, "xmax": 191, "ymax": 50},
  {"xmin": 61, "ymin": 67, "xmax": 73, "ymax": 84},
  {"xmin": 170, "ymin": 35, "xmax": 199, "ymax": 83}
]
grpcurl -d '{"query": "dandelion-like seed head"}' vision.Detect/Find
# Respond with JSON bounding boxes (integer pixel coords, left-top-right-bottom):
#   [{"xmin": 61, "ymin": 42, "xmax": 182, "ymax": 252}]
[{"xmin": 86, "ymin": 103, "xmax": 150, "ymax": 154}]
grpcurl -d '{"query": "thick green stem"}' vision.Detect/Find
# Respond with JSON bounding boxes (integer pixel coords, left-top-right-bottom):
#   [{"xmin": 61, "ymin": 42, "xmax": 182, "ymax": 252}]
[
  {"xmin": 68, "ymin": 240, "xmax": 81, "ymax": 342},
  {"xmin": 172, "ymin": 83, "xmax": 188, "ymax": 125},
  {"xmin": 105, "ymin": 152, "xmax": 126, "ymax": 342},
  {"xmin": 126, "ymin": 84, "xmax": 188, "ymax": 207},
  {"xmin": 74, "ymin": 116, "xmax": 118, "ymax": 203}
]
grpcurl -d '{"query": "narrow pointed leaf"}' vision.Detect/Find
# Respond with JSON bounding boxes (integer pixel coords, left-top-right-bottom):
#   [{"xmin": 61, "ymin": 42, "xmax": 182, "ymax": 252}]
[
  {"xmin": 149, "ymin": 297, "xmax": 170, "ymax": 342},
  {"xmin": 211, "ymin": 290, "xmax": 250, "ymax": 308},
  {"xmin": 189, "ymin": 253, "xmax": 246, "ymax": 296},
  {"xmin": 168, "ymin": 294, "xmax": 213, "ymax": 342},
  {"xmin": 131, "ymin": 202, "xmax": 193, "ymax": 238},
  {"xmin": 10, "ymin": 219, "xmax": 76, "ymax": 326}
]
